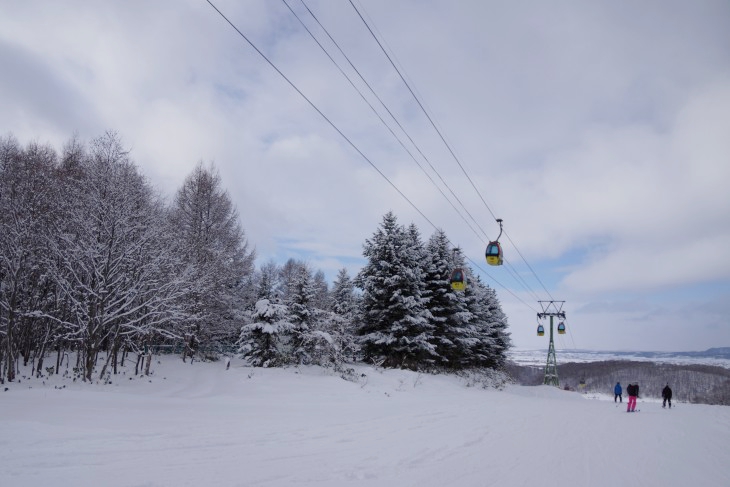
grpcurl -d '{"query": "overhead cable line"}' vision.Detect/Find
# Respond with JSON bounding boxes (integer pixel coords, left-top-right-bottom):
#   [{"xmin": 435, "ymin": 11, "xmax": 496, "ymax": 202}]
[
  {"xmin": 288, "ymin": 0, "xmax": 539, "ymax": 306},
  {"xmin": 296, "ymin": 0, "xmax": 494, "ymax": 246},
  {"xmin": 202, "ymin": 1, "xmax": 437, "ymax": 228},
  {"xmin": 285, "ymin": 0, "xmax": 490, "ymax": 243},
  {"xmin": 291, "ymin": 0, "xmax": 540, "ymax": 302},
  {"xmin": 204, "ymin": 0, "xmax": 538, "ymax": 313},
  {"xmin": 280, "ymin": 0, "xmax": 483, "ymax": 241},
  {"xmin": 460, "ymin": 252, "xmax": 538, "ymax": 312},
  {"xmin": 348, "ymin": 0, "xmax": 499, "ymax": 222},
  {"xmin": 348, "ymin": 0, "xmax": 554, "ymax": 303},
  {"xmin": 503, "ymin": 232, "xmax": 555, "ymax": 301}
]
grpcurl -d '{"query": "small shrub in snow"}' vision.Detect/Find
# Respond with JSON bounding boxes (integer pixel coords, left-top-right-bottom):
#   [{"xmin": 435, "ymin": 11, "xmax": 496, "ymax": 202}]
[{"xmin": 459, "ymin": 368, "xmax": 512, "ymax": 390}]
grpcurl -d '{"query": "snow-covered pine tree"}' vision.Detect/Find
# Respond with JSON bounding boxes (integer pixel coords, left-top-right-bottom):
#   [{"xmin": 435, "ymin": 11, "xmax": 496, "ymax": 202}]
[
  {"xmin": 287, "ymin": 263, "xmax": 316, "ymax": 365},
  {"xmin": 464, "ymin": 275, "xmax": 512, "ymax": 369},
  {"xmin": 355, "ymin": 212, "xmax": 435, "ymax": 370},
  {"xmin": 278, "ymin": 258, "xmax": 302, "ymax": 303},
  {"xmin": 313, "ymin": 308, "xmax": 358, "ymax": 373},
  {"xmin": 422, "ymin": 230, "xmax": 473, "ymax": 369},
  {"xmin": 255, "ymin": 260, "xmax": 280, "ymax": 301},
  {"xmin": 480, "ymin": 283, "xmax": 512, "ymax": 368},
  {"xmin": 311, "ymin": 270, "xmax": 330, "ymax": 311},
  {"xmin": 285, "ymin": 262, "xmax": 352, "ymax": 368},
  {"xmin": 238, "ymin": 298, "xmax": 293, "ymax": 367},
  {"xmin": 326, "ymin": 268, "xmax": 360, "ymax": 364},
  {"xmin": 331, "ymin": 268, "xmax": 356, "ymax": 320}
]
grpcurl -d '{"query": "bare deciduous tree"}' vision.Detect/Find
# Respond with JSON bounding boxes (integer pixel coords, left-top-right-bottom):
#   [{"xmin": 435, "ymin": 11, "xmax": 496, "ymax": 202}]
[{"xmin": 170, "ymin": 162, "xmax": 255, "ymax": 359}]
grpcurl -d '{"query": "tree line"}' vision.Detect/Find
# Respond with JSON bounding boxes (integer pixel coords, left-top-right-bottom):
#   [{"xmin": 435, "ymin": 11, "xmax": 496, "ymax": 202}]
[
  {"xmin": 0, "ymin": 132, "xmax": 255, "ymax": 383},
  {"xmin": 1, "ymin": 133, "xmax": 511, "ymax": 383},
  {"xmin": 240, "ymin": 211, "xmax": 511, "ymax": 373},
  {"xmin": 507, "ymin": 360, "xmax": 730, "ymax": 406}
]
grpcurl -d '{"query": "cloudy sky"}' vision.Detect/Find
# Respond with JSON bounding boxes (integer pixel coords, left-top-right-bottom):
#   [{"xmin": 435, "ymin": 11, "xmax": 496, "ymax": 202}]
[{"xmin": 2, "ymin": 0, "xmax": 729, "ymax": 352}]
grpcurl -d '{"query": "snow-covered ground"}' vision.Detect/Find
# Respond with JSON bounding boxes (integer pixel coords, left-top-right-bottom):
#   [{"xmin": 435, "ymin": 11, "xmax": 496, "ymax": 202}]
[{"xmin": 2, "ymin": 356, "xmax": 729, "ymax": 487}]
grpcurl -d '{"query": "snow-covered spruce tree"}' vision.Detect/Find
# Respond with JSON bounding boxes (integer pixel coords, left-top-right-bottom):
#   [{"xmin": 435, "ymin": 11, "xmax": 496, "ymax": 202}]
[
  {"xmin": 277, "ymin": 258, "xmax": 301, "ymax": 303},
  {"xmin": 287, "ymin": 263, "xmax": 316, "ymax": 365},
  {"xmin": 331, "ymin": 268, "xmax": 356, "ymax": 318},
  {"xmin": 312, "ymin": 307, "xmax": 358, "ymax": 373},
  {"xmin": 241, "ymin": 260, "xmax": 349, "ymax": 369},
  {"xmin": 478, "ymin": 281, "xmax": 512, "ymax": 368},
  {"xmin": 463, "ymin": 275, "xmax": 512, "ymax": 369},
  {"xmin": 170, "ymin": 162, "xmax": 255, "ymax": 358},
  {"xmin": 255, "ymin": 260, "xmax": 280, "ymax": 301},
  {"xmin": 283, "ymin": 262, "xmax": 345, "ymax": 368},
  {"xmin": 311, "ymin": 270, "xmax": 330, "ymax": 311},
  {"xmin": 422, "ymin": 230, "xmax": 474, "ymax": 369},
  {"xmin": 355, "ymin": 212, "xmax": 435, "ymax": 370},
  {"xmin": 328, "ymin": 268, "xmax": 360, "ymax": 363},
  {"xmin": 238, "ymin": 298, "xmax": 293, "ymax": 367}
]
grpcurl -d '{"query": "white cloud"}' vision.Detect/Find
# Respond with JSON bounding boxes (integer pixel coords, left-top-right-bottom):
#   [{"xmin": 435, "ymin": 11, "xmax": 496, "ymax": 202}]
[{"xmin": 1, "ymin": 0, "xmax": 729, "ymax": 350}]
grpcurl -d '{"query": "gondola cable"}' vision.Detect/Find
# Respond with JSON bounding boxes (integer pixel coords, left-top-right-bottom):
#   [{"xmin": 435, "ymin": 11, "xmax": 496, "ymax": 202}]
[
  {"xmin": 204, "ymin": 0, "xmax": 539, "ymax": 313},
  {"xmin": 289, "ymin": 0, "xmax": 541, "ymax": 302},
  {"xmin": 348, "ymin": 0, "xmax": 556, "ymax": 304},
  {"xmin": 284, "ymin": 0, "xmax": 493, "ymax": 245},
  {"xmin": 281, "ymin": 0, "xmax": 484, "ymax": 242}
]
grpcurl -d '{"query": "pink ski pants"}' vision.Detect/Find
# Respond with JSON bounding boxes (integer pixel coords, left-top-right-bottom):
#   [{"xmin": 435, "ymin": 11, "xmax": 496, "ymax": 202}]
[{"xmin": 627, "ymin": 396, "xmax": 637, "ymax": 411}]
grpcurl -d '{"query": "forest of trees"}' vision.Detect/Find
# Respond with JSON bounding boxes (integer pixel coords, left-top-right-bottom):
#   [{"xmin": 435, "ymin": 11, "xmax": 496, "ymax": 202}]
[
  {"xmin": 0, "ymin": 133, "xmax": 256, "ymax": 383},
  {"xmin": 0, "ymin": 133, "xmax": 512, "ymax": 384}
]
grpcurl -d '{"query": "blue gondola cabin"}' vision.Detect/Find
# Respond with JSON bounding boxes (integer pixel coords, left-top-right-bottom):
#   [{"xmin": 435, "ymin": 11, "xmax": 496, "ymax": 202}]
[
  {"xmin": 558, "ymin": 322, "xmax": 566, "ymax": 334},
  {"xmin": 537, "ymin": 325, "xmax": 545, "ymax": 336}
]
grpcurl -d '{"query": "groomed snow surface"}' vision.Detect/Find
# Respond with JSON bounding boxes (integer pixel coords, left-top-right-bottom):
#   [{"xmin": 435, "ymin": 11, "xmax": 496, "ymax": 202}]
[{"xmin": 2, "ymin": 356, "xmax": 729, "ymax": 487}]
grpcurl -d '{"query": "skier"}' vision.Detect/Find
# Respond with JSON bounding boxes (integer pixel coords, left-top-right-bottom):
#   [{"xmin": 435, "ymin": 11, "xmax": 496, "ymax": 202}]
[
  {"xmin": 626, "ymin": 382, "xmax": 639, "ymax": 412},
  {"xmin": 614, "ymin": 382, "xmax": 622, "ymax": 403},
  {"xmin": 662, "ymin": 384, "xmax": 672, "ymax": 409}
]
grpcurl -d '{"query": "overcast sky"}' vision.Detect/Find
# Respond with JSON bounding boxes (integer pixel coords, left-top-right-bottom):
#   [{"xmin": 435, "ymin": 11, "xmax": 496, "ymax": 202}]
[{"xmin": 2, "ymin": 0, "xmax": 729, "ymax": 352}]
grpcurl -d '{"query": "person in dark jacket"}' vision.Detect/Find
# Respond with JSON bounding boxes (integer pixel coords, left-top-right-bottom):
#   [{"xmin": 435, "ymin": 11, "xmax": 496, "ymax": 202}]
[
  {"xmin": 614, "ymin": 382, "xmax": 622, "ymax": 403},
  {"xmin": 662, "ymin": 384, "xmax": 672, "ymax": 408},
  {"xmin": 626, "ymin": 382, "xmax": 639, "ymax": 412}
]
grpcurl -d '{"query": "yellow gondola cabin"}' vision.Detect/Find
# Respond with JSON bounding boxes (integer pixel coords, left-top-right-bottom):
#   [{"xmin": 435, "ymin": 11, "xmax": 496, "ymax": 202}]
[{"xmin": 450, "ymin": 268, "xmax": 466, "ymax": 291}]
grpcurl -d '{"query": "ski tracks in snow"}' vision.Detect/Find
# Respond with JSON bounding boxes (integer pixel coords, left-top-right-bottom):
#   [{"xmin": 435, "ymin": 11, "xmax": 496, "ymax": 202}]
[{"xmin": 3, "ymin": 359, "xmax": 730, "ymax": 486}]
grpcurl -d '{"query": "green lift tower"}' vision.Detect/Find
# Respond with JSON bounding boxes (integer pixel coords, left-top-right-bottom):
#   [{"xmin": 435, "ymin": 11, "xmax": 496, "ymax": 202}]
[{"xmin": 537, "ymin": 301, "xmax": 566, "ymax": 387}]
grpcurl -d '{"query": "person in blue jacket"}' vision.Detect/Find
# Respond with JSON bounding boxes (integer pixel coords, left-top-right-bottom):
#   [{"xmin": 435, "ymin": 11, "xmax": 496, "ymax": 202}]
[{"xmin": 614, "ymin": 382, "xmax": 622, "ymax": 403}]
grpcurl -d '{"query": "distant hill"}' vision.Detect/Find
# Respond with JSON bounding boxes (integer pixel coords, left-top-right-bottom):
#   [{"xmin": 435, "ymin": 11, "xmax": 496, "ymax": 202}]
[
  {"xmin": 608, "ymin": 348, "xmax": 730, "ymax": 359},
  {"xmin": 686, "ymin": 347, "xmax": 730, "ymax": 358},
  {"xmin": 506, "ymin": 359, "xmax": 730, "ymax": 406},
  {"xmin": 508, "ymin": 347, "xmax": 730, "ymax": 368}
]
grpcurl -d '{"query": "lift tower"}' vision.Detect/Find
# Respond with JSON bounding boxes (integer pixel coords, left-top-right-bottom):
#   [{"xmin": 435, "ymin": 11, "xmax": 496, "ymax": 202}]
[{"xmin": 537, "ymin": 301, "xmax": 566, "ymax": 387}]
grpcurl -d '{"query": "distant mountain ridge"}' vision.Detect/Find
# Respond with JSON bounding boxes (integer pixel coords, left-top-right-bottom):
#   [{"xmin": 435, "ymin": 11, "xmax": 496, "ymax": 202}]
[
  {"xmin": 692, "ymin": 347, "xmax": 730, "ymax": 357},
  {"xmin": 591, "ymin": 348, "xmax": 730, "ymax": 359},
  {"xmin": 508, "ymin": 347, "xmax": 730, "ymax": 369}
]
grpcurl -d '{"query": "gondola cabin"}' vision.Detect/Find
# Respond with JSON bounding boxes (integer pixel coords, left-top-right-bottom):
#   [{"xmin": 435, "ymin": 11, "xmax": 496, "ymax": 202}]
[
  {"xmin": 450, "ymin": 268, "xmax": 466, "ymax": 291},
  {"xmin": 537, "ymin": 324, "xmax": 545, "ymax": 336},
  {"xmin": 485, "ymin": 241, "xmax": 503, "ymax": 266},
  {"xmin": 557, "ymin": 322, "xmax": 566, "ymax": 334}
]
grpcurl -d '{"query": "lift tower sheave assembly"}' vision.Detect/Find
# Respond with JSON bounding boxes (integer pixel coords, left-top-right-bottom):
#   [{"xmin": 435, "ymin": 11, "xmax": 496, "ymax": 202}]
[{"xmin": 537, "ymin": 301, "xmax": 566, "ymax": 387}]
